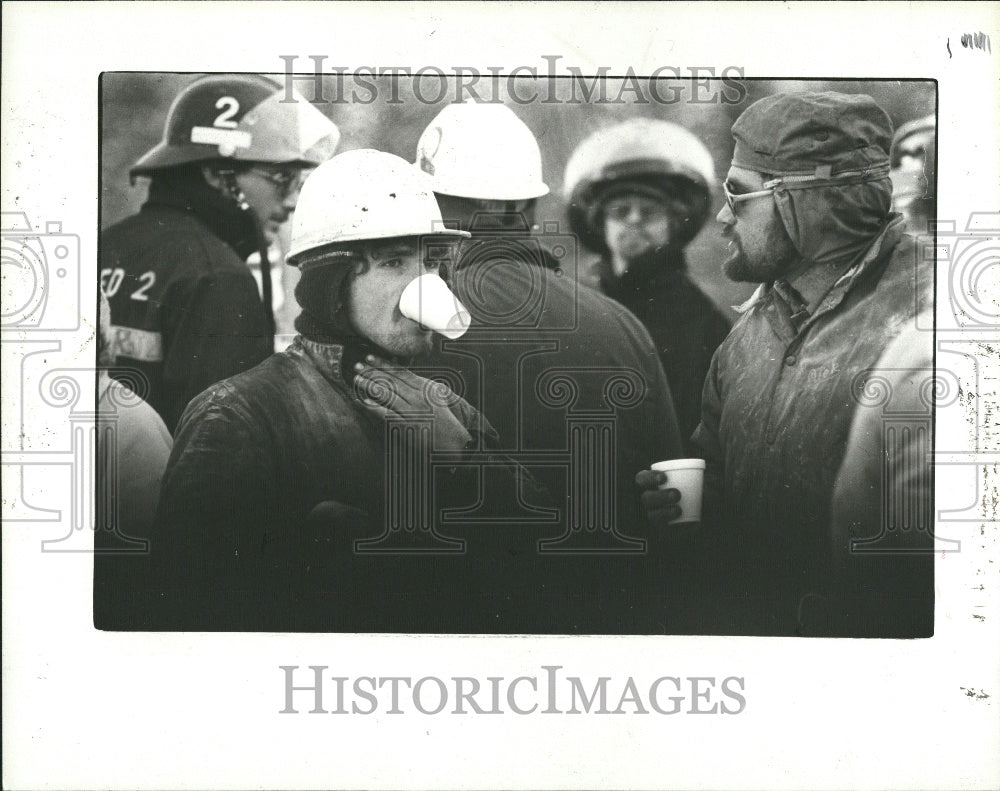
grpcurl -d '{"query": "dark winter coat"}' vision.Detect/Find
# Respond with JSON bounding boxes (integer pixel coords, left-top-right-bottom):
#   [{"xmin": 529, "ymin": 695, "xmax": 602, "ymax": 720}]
[
  {"xmin": 589, "ymin": 250, "xmax": 732, "ymax": 450},
  {"xmin": 690, "ymin": 214, "xmax": 933, "ymax": 634},
  {"xmin": 142, "ymin": 336, "xmax": 552, "ymax": 632},
  {"xmin": 423, "ymin": 228, "xmax": 690, "ymax": 633},
  {"xmin": 100, "ymin": 172, "xmax": 273, "ymax": 433}
]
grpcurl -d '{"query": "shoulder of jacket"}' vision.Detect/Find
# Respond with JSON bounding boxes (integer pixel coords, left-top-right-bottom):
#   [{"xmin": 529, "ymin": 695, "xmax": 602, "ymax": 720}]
[
  {"xmin": 108, "ymin": 206, "xmax": 248, "ymax": 280},
  {"xmin": 715, "ymin": 292, "xmax": 769, "ymax": 353},
  {"xmin": 874, "ymin": 230, "xmax": 931, "ymax": 293}
]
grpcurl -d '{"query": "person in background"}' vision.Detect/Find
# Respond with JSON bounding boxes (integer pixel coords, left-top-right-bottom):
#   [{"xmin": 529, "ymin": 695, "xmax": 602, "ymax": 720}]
[
  {"xmin": 100, "ymin": 73, "xmax": 340, "ymax": 432},
  {"xmin": 638, "ymin": 91, "xmax": 932, "ymax": 636},
  {"xmin": 94, "ymin": 289, "xmax": 172, "ymax": 629},
  {"xmin": 418, "ymin": 101, "xmax": 685, "ymax": 633},
  {"xmin": 563, "ymin": 119, "xmax": 732, "ymax": 448},
  {"xmin": 889, "ymin": 114, "xmax": 936, "ymax": 235}
]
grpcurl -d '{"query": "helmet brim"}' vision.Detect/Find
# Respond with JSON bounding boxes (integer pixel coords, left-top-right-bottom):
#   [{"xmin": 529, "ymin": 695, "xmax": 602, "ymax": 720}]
[{"xmin": 287, "ymin": 227, "xmax": 471, "ymax": 267}]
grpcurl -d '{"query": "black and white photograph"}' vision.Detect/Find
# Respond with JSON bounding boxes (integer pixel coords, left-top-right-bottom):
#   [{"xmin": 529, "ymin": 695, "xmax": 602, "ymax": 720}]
[
  {"xmin": 95, "ymin": 72, "xmax": 937, "ymax": 637},
  {"xmin": 2, "ymin": 2, "xmax": 998, "ymax": 789}
]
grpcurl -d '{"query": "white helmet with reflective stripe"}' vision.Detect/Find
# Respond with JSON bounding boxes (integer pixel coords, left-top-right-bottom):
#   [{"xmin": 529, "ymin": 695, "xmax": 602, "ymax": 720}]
[
  {"xmin": 286, "ymin": 149, "xmax": 470, "ymax": 265},
  {"xmin": 415, "ymin": 100, "xmax": 549, "ymax": 201}
]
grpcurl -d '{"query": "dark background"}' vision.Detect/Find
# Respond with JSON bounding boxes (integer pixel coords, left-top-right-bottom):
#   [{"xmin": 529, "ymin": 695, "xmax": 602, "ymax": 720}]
[{"xmin": 100, "ymin": 75, "xmax": 935, "ymax": 323}]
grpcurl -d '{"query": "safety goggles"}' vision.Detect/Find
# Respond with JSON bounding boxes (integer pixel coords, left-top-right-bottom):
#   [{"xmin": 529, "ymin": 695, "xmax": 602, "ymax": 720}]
[
  {"xmin": 722, "ymin": 180, "xmax": 775, "ymax": 214},
  {"xmin": 723, "ymin": 164, "xmax": 891, "ymax": 214}
]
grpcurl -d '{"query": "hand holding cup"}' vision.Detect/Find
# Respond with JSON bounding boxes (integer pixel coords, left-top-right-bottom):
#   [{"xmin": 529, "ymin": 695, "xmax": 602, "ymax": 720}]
[{"xmin": 635, "ymin": 458, "xmax": 705, "ymax": 527}]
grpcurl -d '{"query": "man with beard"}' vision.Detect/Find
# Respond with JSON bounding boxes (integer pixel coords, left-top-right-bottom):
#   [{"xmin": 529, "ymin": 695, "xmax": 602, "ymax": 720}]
[
  {"xmin": 101, "ymin": 74, "xmax": 340, "ymax": 432},
  {"xmin": 142, "ymin": 150, "xmax": 549, "ymax": 632},
  {"xmin": 564, "ymin": 119, "xmax": 732, "ymax": 449},
  {"xmin": 638, "ymin": 91, "xmax": 932, "ymax": 636},
  {"xmin": 417, "ymin": 102, "xmax": 686, "ymax": 633}
]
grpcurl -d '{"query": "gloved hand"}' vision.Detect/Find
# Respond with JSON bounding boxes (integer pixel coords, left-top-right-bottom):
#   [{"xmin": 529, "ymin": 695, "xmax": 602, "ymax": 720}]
[
  {"xmin": 634, "ymin": 469, "xmax": 683, "ymax": 527},
  {"xmin": 353, "ymin": 354, "xmax": 473, "ymax": 452}
]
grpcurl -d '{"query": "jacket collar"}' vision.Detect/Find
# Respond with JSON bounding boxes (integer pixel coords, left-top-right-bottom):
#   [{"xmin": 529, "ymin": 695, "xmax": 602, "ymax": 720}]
[
  {"xmin": 293, "ymin": 335, "xmax": 411, "ymax": 396},
  {"xmin": 733, "ymin": 214, "xmax": 906, "ymax": 317},
  {"xmin": 294, "ymin": 336, "xmax": 349, "ymax": 389},
  {"xmin": 144, "ymin": 172, "xmax": 262, "ymax": 261},
  {"xmin": 804, "ymin": 213, "xmax": 906, "ymax": 326}
]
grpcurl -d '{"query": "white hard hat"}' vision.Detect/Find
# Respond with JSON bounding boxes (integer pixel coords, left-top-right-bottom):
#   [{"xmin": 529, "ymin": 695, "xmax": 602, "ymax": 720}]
[
  {"xmin": 287, "ymin": 149, "xmax": 469, "ymax": 264},
  {"xmin": 415, "ymin": 100, "xmax": 549, "ymax": 201}
]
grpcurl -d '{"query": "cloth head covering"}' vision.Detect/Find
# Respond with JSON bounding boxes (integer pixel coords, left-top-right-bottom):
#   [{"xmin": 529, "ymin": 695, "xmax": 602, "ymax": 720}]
[
  {"xmin": 595, "ymin": 178, "xmax": 674, "ymax": 208},
  {"xmin": 291, "ymin": 245, "xmax": 421, "ymax": 370},
  {"xmin": 293, "ymin": 248, "xmax": 361, "ymax": 344},
  {"xmin": 732, "ymin": 91, "xmax": 892, "ymax": 177},
  {"xmin": 731, "ymin": 91, "xmax": 895, "ymax": 265}
]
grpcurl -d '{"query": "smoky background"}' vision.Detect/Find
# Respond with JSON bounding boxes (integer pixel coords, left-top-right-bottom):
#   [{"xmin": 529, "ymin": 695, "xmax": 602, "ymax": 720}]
[{"xmin": 100, "ymin": 74, "xmax": 935, "ymax": 330}]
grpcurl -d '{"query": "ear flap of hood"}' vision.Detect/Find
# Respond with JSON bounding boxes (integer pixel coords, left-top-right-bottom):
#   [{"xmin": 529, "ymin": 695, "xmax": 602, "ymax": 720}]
[
  {"xmin": 772, "ymin": 174, "xmax": 893, "ymax": 266},
  {"xmin": 293, "ymin": 256, "xmax": 360, "ymax": 344}
]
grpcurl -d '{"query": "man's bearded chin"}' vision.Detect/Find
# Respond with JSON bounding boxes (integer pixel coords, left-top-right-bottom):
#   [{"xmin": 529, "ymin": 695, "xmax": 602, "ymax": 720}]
[{"xmin": 722, "ymin": 225, "xmax": 799, "ymax": 284}]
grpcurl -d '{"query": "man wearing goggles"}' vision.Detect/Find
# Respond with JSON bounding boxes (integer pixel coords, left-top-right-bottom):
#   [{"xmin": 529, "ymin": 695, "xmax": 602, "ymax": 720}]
[{"xmin": 638, "ymin": 91, "xmax": 933, "ymax": 637}]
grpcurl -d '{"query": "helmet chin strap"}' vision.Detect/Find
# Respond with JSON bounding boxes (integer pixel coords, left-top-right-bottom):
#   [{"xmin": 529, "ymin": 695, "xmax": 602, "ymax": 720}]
[
  {"xmin": 217, "ymin": 169, "xmax": 251, "ymax": 211},
  {"xmin": 217, "ymin": 168, "xmax": 277, "ymax": 341}
]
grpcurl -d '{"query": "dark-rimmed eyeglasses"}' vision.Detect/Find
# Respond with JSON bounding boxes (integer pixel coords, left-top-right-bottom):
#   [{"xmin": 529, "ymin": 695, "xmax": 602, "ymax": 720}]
[{"xmin": 248, "ymin": 167, "xmax": 306, "ymax": 198}]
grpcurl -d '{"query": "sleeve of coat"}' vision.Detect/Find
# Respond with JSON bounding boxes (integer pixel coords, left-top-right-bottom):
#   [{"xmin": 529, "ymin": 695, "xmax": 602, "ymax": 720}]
[
  {"xmin": 160, "ymin": 271, "xmax": 272, "ymax": 431},
  {"xmin": 690, "ymin": 346, "xmax": 725, "ymax": 528},
  {"xmin": 145, "ymin": 392, "xmax": 280, "ymax": 628}
]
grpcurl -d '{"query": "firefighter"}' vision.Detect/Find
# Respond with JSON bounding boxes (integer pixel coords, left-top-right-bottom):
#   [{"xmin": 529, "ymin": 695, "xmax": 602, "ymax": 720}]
[{"xmin": 100, "ymin": 73, "xmax": 340, "ymax": 431}]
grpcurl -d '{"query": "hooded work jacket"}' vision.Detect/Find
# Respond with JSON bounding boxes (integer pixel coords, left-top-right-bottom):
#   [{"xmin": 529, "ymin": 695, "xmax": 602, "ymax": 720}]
[{"xmin": 690, "ymin": 213, "xmax": 932, "ymax": 634}]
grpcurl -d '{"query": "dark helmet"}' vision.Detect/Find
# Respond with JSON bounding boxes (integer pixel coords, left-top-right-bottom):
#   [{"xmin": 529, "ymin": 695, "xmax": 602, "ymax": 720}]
[
  {"xmin": 563, "ymin": 118, "xmax": 716, "ymax": 252},
  {"xmin": 130, "ymin": 74, "xmax": 340, "ymax": 178}
]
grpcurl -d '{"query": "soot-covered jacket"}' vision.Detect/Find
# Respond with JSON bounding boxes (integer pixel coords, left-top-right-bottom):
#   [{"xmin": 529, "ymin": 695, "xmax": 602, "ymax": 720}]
[
  {"xmin": 143, "ymin": 336, "xmax": 552, "ymax": 632},
  {"xmin": 690, "ymin": 214, "xmax": 932, "ymax": 634}
]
